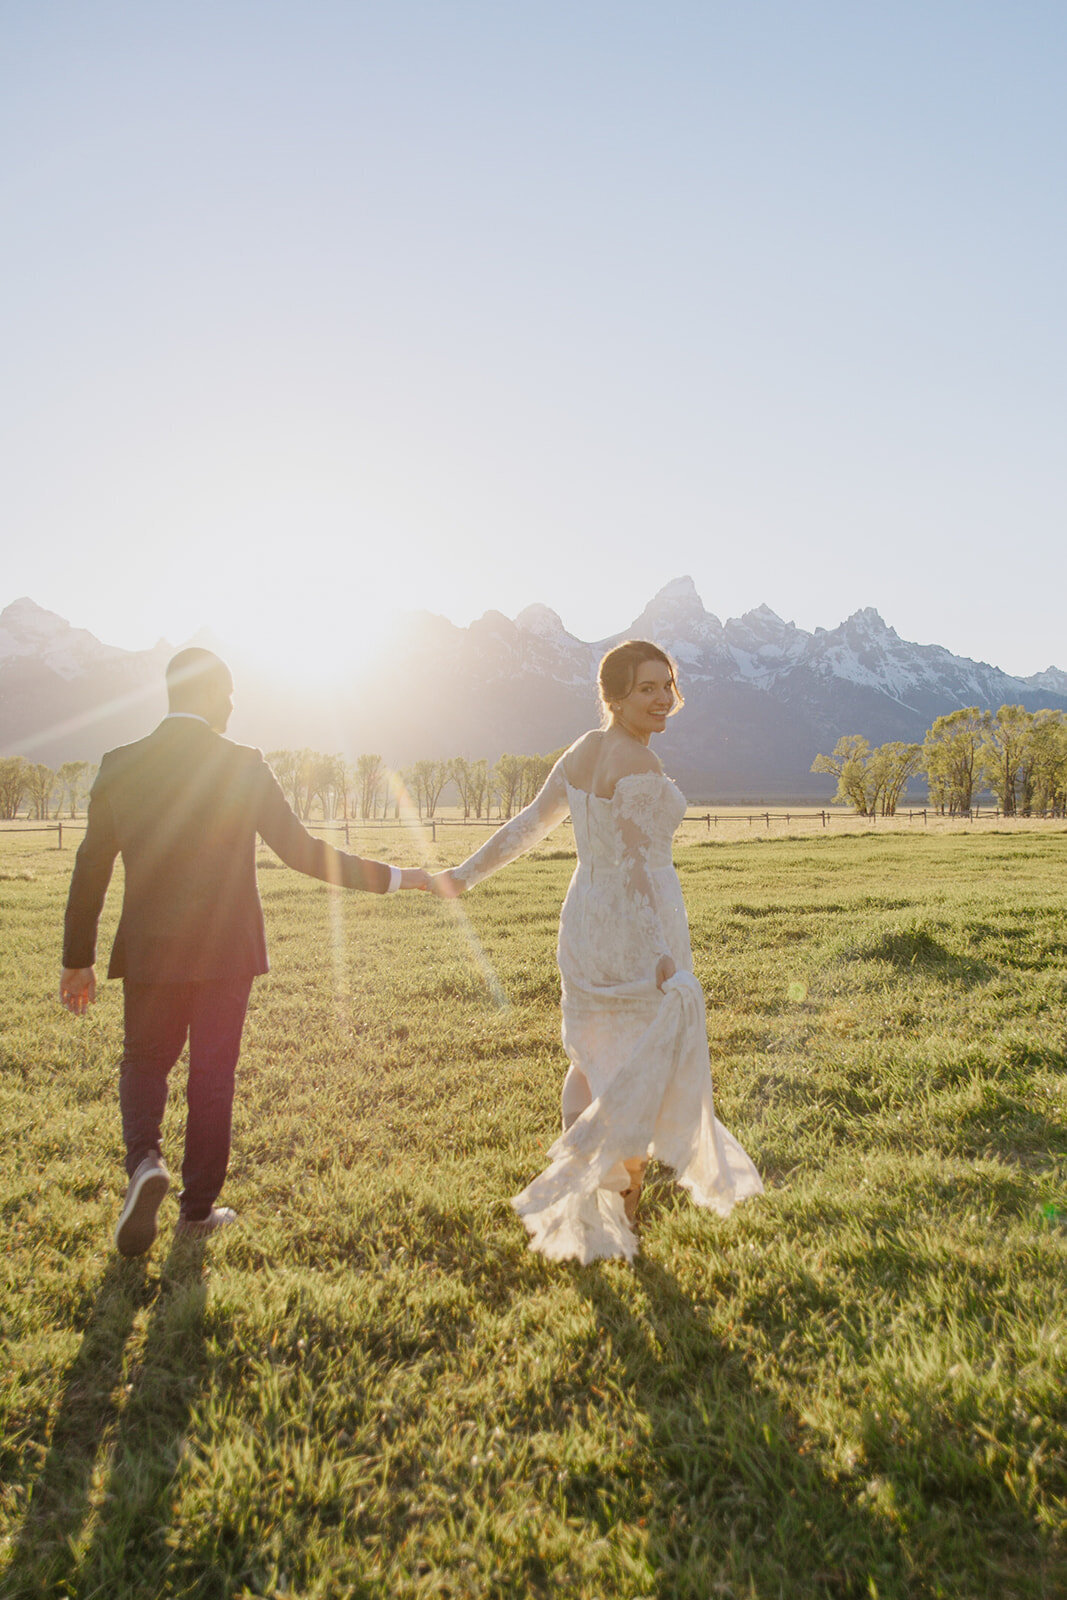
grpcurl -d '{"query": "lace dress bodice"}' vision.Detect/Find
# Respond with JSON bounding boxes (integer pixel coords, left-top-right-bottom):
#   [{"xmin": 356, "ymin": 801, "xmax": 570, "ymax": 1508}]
[
  {"xmin": 567, "ymin": 771, "xmax": 686, "ymax": 872},
  {"xmin": 451, "ymin": 761, "xmax": 686, "ymax": 965}
]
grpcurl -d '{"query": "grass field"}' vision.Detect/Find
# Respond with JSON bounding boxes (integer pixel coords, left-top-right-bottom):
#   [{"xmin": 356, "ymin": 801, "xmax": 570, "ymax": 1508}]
[{"xmin": 0, "ymin": 819, "xmax": 1065, "ymax": 1599}]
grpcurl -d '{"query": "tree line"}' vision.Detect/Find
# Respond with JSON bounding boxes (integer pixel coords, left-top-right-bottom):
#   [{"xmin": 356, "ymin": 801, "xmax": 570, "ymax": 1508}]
[
  {"xmin": 264, "ymin": 749, "xmax": 562, "ymax": 822},
  {"xmin": 12, "ymin": 708, "xmax": 1063, "ymax": 825},
  {"xmin": 812, "ymin": 705, "xmax": 1067, "ymax": 817},
  {"xmin": 0, "ymin": 748, "xmax": 564, "ymax": 825},
  {"xmin": 0, "ymin": 758, "xmax": 94, "ymax": 821}
]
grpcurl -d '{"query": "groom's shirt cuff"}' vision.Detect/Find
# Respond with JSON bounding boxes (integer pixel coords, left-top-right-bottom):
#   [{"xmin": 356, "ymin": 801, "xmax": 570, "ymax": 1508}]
[{"xmin": 385, "ymin": 866, "xmax": 402, "ymax": 894}]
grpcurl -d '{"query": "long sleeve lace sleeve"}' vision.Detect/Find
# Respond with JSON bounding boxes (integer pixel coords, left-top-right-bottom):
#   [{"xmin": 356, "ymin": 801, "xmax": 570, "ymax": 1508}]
[
  {"xmin": 450, "ymin": 757, "xmax": 571, "ymax": 890},
  {"xmin": 612, "ymin": 773, "xmax": 673, "ymax": 964}
]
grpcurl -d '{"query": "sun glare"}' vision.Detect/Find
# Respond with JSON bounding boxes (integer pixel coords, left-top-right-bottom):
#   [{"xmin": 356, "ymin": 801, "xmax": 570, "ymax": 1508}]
[{"xmin": 217, "ymin": 600, "xmax": 398, "ymax": 691}]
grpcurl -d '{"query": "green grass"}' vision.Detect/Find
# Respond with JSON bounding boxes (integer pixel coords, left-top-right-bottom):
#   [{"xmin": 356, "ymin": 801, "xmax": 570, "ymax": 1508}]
[{"xmin": 0, "ymin": 824, "xmax": 1065, "ymax": 1599}]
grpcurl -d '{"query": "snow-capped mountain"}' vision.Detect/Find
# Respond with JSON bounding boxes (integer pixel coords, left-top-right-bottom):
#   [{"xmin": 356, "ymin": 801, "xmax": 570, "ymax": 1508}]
[
  {"xmin": 0, "ymin": 599, "xmax": 174, "ymax": 764},
  {"xmin": 1, "ymin": 587, "xmax": 1064, "ymax": 797},
  {"xmin": 0, "ymin": 597, "xmax": 136, "ymax": 680}
]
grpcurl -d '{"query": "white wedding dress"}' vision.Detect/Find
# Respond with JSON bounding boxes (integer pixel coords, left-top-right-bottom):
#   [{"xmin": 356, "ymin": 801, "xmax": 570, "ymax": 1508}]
[{"xmin": 451, "ymin": 754, "xmax": 763, "ymax": 1263}]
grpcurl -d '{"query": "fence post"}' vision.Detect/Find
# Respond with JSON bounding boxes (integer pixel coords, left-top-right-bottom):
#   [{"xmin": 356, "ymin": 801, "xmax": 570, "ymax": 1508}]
[
  {"xmin": 705, "ymin": 813, "xmax": 710, "ymax": 832},
  {"xmin": 57, "ymin": 821, "xmax": 62, "ymax": 849},
  {"xmin": 821, "ymin": 810, "xmax": 826, "ymax": 827},
  {"xmin": 431, "ymin": 818, "xmax": 436, "ymax": 843},
  {"xmin": 765, "ymin": 812, "xmax": 770, "ymax": 830}
]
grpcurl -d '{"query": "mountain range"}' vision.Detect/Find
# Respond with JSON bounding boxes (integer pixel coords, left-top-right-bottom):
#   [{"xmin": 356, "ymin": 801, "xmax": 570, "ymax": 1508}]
[{"xmin": 2, "ymin": 582, "xmax": 1065, "ymax": 799}]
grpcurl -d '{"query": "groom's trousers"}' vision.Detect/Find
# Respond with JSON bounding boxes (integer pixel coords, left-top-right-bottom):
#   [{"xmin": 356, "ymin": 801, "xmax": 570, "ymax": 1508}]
[{"xmin": 120, "ymin": 977, "xmax": 253, "ymax": 1221}]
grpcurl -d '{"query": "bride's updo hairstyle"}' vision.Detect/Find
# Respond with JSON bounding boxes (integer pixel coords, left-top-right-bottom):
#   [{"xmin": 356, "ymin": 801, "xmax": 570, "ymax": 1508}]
[{"xmin": 598, "ymin": 639, "xmax": 683, "ymax": 728}]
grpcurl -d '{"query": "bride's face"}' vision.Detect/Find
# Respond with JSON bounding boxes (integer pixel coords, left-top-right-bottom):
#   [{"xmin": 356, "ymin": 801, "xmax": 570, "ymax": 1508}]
[{"xmin": 615, "ymin": 659, "xmax": 677, "ymax": 738}]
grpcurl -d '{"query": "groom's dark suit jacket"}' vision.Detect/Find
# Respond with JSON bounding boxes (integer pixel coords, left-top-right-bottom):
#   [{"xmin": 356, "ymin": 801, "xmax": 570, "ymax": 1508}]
[{"xmin": 63, "ymin": 717, "xmax": 391, "ymax": 983}]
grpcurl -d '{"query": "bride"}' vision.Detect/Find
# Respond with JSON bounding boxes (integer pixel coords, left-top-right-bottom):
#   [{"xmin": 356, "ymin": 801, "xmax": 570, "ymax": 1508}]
[{"xmin": 435, "ymin": 639, "xmax": 763, "ymax": 1263}]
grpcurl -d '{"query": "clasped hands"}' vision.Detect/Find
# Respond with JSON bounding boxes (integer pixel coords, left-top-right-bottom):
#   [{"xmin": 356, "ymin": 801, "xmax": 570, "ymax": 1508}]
[{"xmin": 401, "ymin": 869, "xmax": 463, "ymax": 896}]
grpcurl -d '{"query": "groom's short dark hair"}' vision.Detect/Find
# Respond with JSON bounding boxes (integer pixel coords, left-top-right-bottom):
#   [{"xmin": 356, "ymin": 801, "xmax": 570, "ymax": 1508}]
[{"xmin": 166, "ymin": 648, "xmax": 233, "ymax": 714}]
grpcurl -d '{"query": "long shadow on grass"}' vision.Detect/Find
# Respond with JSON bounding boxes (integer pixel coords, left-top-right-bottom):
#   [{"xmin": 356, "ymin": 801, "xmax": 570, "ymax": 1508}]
[
  {"xmin": 574, "ymin": 1258, "xmax": 908, "ymax": 1600},
  {"xmin": 1, "ymin": 1238, "xmax": 211, "ymax": 1600},
  {"xmin": 576, "ymin": 1249, "xmax": 1061, "ymax": 1600},
  {"xmin": 0, "ymin": 1254, "xmax": 152, "ymax": 1598}
]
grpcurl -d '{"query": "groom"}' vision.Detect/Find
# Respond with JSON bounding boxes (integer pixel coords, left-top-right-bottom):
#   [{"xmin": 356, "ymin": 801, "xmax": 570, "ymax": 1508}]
[{"xmin": 60, "ymin": 647, "xmax": 429, "ymax": 1255}]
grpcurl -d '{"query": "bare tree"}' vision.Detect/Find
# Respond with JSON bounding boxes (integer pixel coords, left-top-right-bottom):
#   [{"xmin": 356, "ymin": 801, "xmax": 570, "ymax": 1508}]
[
  {"xmin": 267, "ymin": 750, "xmax": 302, "ymax": 813},
  {"xmin": 24, "ymin": 762, "xmax": 56, "ymax": 821},
  {"xmin": 405, "ymin": 763, "xmax": 434, "ymax": 819},
  {"xmin": 55, "ymin": 760, "xmax": 92, "ymax": 818},
  {"xmin": 355, "ymin": 754, "xmax": 384, "ymax": 819},
  {"xmin": 450, "ymin": 757, "xmax": 475, "ymax": 820},
  {"xmin": 519, "ymin": 754, "xmax": 552, "ymax": 808},
  {"xmin": 416, "ymin": 760, "xmax": 452, "ymax": 819},
  {"xmin": 468, "ymin": 758, "xmax": 489, "ymax": 819},
  {"xmin": 492, "ymin": 753, "xmax": 526, "ymax": 819}
]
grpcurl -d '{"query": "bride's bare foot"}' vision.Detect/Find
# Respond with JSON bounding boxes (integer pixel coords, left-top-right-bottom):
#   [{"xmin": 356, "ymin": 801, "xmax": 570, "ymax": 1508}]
[{"xmin": 621, "ymin": 1159, "xmax": 647, "ymax": 1226}]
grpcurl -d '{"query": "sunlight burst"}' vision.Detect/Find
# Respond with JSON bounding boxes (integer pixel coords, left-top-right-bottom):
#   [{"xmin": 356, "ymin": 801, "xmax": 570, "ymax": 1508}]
[{"xmin": 384, "ymin": 770, "xmax": 509, "ymax": 1013}]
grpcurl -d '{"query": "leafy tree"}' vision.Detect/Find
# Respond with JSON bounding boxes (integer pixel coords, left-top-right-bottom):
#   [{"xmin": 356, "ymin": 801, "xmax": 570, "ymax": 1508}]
[
  {"xmin": 1019, "ymin": 710, "xmax": 1067, "ymax": 816},
  {"xmin": 812, "ymin": 737, "xmax": 921, "ymax": 816},
  {"xmin": 811, "ymin": 736, "xmax": 873, "ymax": 814},
  {"xmin": 816, "ymin": 704, "xmax": 1067, "ymax": 820},
  {"xmin": 980, "ymin": 705, "xmax": 1033, "ymax": 817},
  {"xmin": 869, "ymin": 742, "xmax": 923, "ymax": 816},
  {"xmin": 0, "ymin": 757, "xmax": 27, "ymax": 820},
  {"xmin": 922, "ymin": 707, "xmax": 990, "ymax": 815}
]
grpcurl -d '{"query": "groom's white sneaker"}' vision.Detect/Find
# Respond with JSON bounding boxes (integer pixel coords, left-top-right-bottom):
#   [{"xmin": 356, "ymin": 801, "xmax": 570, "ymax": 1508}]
[
  {"xmin": 175, "ymin": 1206, "xmax": 237, "ymax": 1239},
  {"xmin": 114, "ymin": 1152, "xmax": 170, "ymax": 1256}
]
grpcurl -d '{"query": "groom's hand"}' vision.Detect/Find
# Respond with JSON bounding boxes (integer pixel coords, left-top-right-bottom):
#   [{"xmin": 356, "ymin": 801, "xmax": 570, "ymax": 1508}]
[
  {"xmin": 398, "ymin": 868, "xmax": 433, "ymax": 891},
  {"xmin": 60, "ymin": 966, "xmax": 96, "ymax": 1014}
]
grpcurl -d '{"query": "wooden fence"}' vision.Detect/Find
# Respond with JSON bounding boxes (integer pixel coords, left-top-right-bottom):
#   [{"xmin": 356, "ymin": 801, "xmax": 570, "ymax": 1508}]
[{"xmin": 2, "ymin": 804, "xmax": 1060, "ymax": 848}]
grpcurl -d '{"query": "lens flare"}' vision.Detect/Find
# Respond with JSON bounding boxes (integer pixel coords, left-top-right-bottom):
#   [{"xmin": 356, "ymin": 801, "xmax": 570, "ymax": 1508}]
[{"xmin": 385, "ymin": 769, "xmax": 509, "ymax": 1012}]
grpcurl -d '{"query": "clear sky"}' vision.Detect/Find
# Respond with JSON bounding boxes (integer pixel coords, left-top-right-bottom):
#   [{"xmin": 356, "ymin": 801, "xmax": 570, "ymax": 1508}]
[{"xmin": 3, "ymin": 1, "xmax": 1065, "ymax": 680}]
